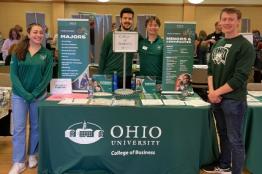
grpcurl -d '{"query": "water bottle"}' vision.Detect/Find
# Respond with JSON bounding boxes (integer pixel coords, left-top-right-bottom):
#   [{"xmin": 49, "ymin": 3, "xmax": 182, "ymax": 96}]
[
  {"xmin": 131, "ymin": 73, "xmax": 136, "ymax": 90},
  {"xmin": 112, "ymin": 71, "xmax": 118, "ymax": 92},
  {"xmin": 180, "ymin": 84, "xmax": 189, "ymax": 100},
  {"xmin": 88, "ymin": 78, "xmax": 94, "ymax": 98}
]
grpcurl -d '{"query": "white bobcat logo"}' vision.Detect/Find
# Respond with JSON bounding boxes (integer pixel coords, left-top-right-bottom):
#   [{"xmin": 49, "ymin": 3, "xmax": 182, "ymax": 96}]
[
  {"xmin": 40, "ymin": 54, "xmax": 47, "ymax": 61},
  {"xmin": 65, "ymin": 121, "xmax": 104, "ymax": 144},
  {"xmin": 212, "ymin": 46, "xmax": 229, "ymax": 65}
]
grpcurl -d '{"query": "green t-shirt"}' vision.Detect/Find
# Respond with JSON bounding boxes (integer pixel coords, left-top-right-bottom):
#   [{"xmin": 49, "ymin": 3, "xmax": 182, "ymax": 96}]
[
  {"xmin": 208, "ymin": 35, "xmax": 255, "ymax": 100},
  {"xmin": 139, "ymin": 36, "xmax": 163, "ymax": 84},
  {"xmin": 10, "ymin": 46, "xmax": 53, "ymax": 102}
]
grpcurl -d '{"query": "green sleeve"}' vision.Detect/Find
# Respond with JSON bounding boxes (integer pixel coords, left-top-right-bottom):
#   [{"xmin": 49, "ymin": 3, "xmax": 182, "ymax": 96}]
[
  {"xmin": 31, "ymin": 51, "xmax": 53, "ymax": 98},
  {"xmin": 207, "ymin": 40, "xmax": 219, "ymax": 76},
  {"xmin": 99, "ymin": 32, "xmax": 112, "ymax": 74},
  {"xmin": 138, "ymin": 36, "xmax": 145, "ymax": 52},
  {"xmin": 10, "ymin": 55, "xmax": 34, "ymax": 102},
  {"xmin": 207, "ymin": 53, "xmax": 213, "ymax": 76},
  {"xmin": 227, "ymin": 42, "xmax": 255, "ymax": 90}
]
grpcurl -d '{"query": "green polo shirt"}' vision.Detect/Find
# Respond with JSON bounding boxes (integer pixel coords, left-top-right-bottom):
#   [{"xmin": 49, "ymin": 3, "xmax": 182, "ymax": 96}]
[
  {"xmin": 139, "ymin": 36, "xmax": 163, "ymax": 84},
  {"xmin": 10, "ymin": 46, "xmax": 53, "ymax": 102}
]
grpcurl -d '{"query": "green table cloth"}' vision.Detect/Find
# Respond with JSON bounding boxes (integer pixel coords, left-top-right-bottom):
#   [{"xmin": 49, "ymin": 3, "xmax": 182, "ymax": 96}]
[
  {"xmin": 245, "ymin": 104, "xmax": 262, "ymax": 174},
  {"xmin": 38, "ymin": 100, "xmax": 218, "ymax": 174}
]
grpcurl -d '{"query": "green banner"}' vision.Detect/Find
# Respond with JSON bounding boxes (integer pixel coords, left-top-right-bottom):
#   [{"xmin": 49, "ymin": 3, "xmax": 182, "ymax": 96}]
[
  {"xmin": 58, "ymin": 19, "xmax": 90, "ymax": 92},
  {"xmin": 162, "ymin": 22, "xmax": 195, "ymax": 94}
]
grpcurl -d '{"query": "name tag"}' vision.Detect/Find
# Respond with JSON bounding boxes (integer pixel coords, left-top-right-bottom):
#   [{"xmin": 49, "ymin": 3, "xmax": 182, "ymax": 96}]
[{"xmin": 142, "ymin": 46, "xmax": 148, "ymax": 50}]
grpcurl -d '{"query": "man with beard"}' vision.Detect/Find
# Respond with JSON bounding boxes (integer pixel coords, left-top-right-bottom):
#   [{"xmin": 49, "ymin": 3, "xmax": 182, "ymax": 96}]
[{"xmin": 99, "ymin": 7, "xmax": 136, "ymax": 88}]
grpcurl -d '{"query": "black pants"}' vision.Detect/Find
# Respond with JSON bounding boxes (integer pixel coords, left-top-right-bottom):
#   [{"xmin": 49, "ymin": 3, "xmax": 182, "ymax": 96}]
[
  {"xmin": 253, "ymin": 70, "xmax": 262, "ymax": 83},
  {"xmin": 0, "ymin": 110, "xmax": 12, "ymax": 136}
]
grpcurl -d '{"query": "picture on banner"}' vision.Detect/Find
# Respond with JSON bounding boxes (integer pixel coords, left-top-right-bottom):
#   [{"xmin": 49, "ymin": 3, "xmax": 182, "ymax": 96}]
[
  {"xmin": 57, "ymin": 19, "xmax": 90, "ymax": 92},
  {"xmin": 161, "ymin": 22, "xmax": 196, "ymax": 94},
  {"xmin": 71, "ymin": 68, "xmax": 89, "ymax": 91},
  {"xmin": 175, "ymin": 73, "xmax": 192, "ymax": 91}
]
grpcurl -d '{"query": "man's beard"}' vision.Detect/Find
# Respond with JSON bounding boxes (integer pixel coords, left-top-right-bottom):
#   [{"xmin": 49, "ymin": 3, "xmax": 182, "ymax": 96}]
[{"xmin": 121, "ymin": 23, "xmax": 132, "ymax": 31}]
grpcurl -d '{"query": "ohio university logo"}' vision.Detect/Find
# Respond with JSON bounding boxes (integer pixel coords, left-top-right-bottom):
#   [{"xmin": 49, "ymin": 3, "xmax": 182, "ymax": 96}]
[{"xmin": 65, "ymin": 121, "xmax": 104, "ymax": 144}]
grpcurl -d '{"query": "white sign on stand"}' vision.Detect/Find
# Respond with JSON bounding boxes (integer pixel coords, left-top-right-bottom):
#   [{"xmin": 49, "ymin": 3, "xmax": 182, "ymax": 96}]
[
  {"xmin": 112, "ymin": 31, "xmax": 138, "ymax": 95},
  {"xmin": 113, "ymin": 31, "xmax": 138, "ymax": 52}
]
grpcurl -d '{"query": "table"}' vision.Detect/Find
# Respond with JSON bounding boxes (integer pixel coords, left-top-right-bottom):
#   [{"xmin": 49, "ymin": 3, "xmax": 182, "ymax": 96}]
[
  {"xmin": 0, "ymin": 65, "xmax": 10, "ymax": 73},
  {"xmin": 0, "ymin": 87, "xmax": 11, "ymax": 119},
  {"xmin": 38, "ymin": 99, "xmax": 218, "ymax": 174},
  {"xmin": 244, "ymin": 97, "xmax": 262, "ymax": 174},
  {"xmin": 192, "ymin": 65, "xmax": 208, "ymax": 89},
  {"xmin": 0, "ymin": 73, "xmax": 11, "ymax": 87},
  {"xmin": 0, "ymin": 87, "xmax": 12, "ymax": 136}
]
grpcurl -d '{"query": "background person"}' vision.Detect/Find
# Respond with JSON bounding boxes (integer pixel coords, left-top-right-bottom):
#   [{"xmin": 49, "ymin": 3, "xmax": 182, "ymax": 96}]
[
  {"xmin": 206, "ymin": 21, "xmax": 224, "ymax": 52},
  {"xmin": 1, "ymin": 28, "xmax": 20, "ymax": 61},
  {"xmin": 0, "ymin": 32, "xmax": 4, "ymax": 60},
  {"xmin": 9, "ymin": 23, "xmax": 53, "ymax": 174},
  {"xmin": 252, "ymin": 29, "xmax": 262, "ymax": 82},
  {"xmin": 196, "ymin": 30, "xmax": 209, "ymax": 64},
  {"xmin": 5, "ymin": 43, "xmax": 17, "ymax": 65},
  {"xmin": 14, "ymin": 24, "xmax": 23, "ymax": 38}
]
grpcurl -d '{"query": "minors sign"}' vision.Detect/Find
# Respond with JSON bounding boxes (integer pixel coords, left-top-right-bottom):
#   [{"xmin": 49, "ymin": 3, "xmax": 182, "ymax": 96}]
[
  {"xmin": 162, "ymin": 22, "xmax": 195, "ymax": 94},
  {"xmin": 58, "ymin": 19, "xmax": 90, "ymax": 92}
]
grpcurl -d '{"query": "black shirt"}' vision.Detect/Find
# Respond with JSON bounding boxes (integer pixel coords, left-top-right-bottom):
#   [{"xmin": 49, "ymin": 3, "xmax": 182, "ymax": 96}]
[{"xmin": 207, "ymin": 32, "xmax": 224, "ymax": 51}]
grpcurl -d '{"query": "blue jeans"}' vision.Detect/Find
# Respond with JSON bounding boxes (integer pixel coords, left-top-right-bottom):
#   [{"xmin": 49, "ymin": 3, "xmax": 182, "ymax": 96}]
[
  {"xmin": 212, "ymin": 99, "xmax": 247, "ymax": 174},
  {"xmin": 12, "ymin": 93, "xmax": 46, "ymax": 163}
]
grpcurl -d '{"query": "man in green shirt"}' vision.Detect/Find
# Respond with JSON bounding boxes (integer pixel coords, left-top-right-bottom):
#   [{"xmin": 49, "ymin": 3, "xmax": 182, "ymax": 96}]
[
  {"xmin": 203, "ymin": 8, "xmax": 255, "ymax": 174},
  {"xmin": 99, "ymin": 7, "xmax": 135, "ymax": 88},
  {"xmin": 139, "ymin": 16, "xmax": 163, "ymax": 87}
]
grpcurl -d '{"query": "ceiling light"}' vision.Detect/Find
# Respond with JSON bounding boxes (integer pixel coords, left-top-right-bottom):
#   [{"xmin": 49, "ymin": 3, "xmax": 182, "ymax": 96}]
[
  {"xmin": 188, "ymin": 0, "xmax": 204, "ymax": 4},
  {"xmin": 97, "ymin": 0, "xmax": 110, "ymax": 2}
]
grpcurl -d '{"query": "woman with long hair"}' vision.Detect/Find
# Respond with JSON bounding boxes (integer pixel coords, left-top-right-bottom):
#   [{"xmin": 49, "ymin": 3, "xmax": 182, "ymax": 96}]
[
  {"xmin": 1, "ymin": 27, "xmax": 20, "ymax": 61},
  {"xmin": 196, "ymin": 30, "xmax": 209, "ymax": 64},
  {"xmin": 9, "ymin": 23, "xmax": 53, "ymax": 174}
]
